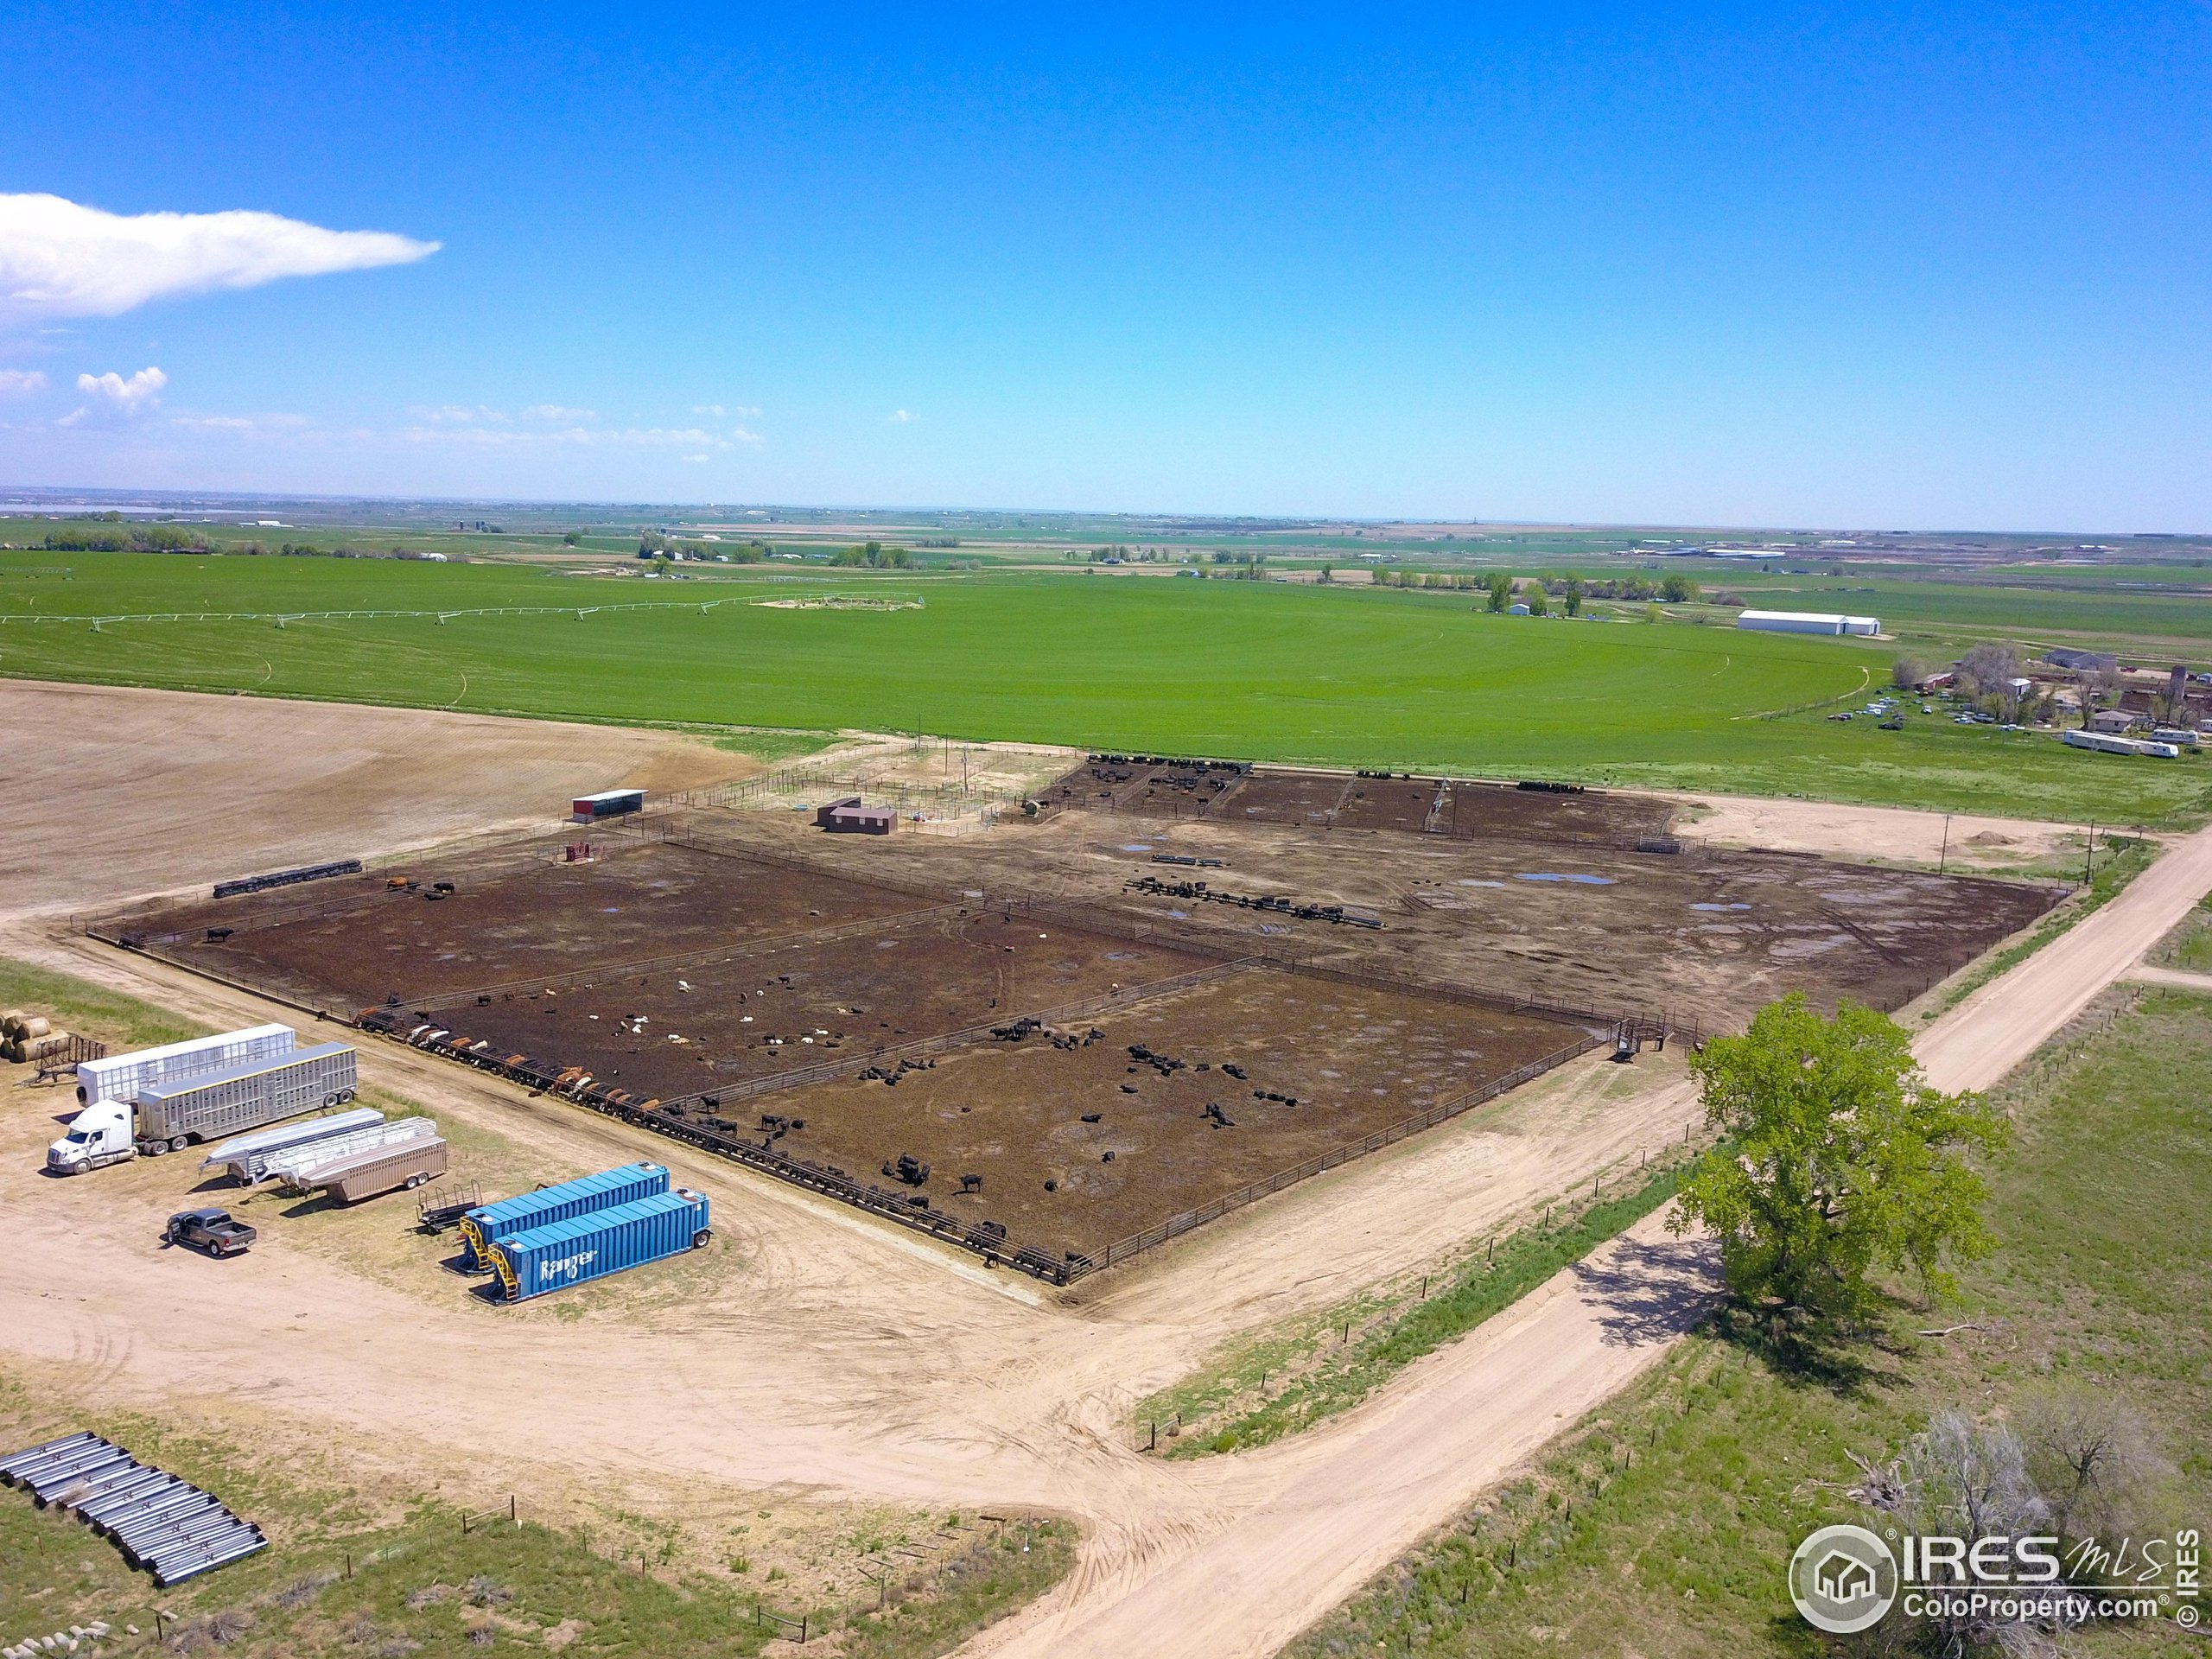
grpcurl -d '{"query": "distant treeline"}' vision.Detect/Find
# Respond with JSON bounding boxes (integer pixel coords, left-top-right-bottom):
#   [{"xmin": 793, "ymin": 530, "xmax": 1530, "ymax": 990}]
[{"xmin": 38, "ymin": 528, "xmax": 451, "ymax": 560}]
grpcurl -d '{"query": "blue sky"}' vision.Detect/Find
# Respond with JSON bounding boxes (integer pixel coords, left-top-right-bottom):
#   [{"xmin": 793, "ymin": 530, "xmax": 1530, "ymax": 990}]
[{"xmin": 3, "ymin": 3, "xmax": 2208, "ymax": 528}]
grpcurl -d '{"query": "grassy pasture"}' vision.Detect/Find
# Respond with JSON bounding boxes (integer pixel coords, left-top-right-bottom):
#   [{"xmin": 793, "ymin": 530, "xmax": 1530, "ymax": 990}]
[{"xmin": 3, "ymin": 552, "xmax": 2208, "ymax": 823}]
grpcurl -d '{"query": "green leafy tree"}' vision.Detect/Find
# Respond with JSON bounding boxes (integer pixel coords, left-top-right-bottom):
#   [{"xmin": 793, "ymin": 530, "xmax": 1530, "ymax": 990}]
[
  {"xmin": 1562, "ymin": 576, "xmax": 1586, "ymax": 616},
  {"xmin": 1670, "ymin": 994, "xmax": 2007, "ymax": 1318},
  {"xmin": 1485, "ymin": 572, "xmax": 1513, "ymax": 612},
  {"xmin": 1660, "ymin": 575, "xmax": 1700, "ymax": 603},
  {"xmin": 562, "ymin": 530, "xmax": 582, "ymax": 546},
  {"xmin": 1524, "ymin": 586, "xmax": 1548, "ymax": 616}
]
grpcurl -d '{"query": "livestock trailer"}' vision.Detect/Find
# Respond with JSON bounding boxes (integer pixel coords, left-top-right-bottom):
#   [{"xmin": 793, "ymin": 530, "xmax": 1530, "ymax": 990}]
[
  {"xmin": 486, "ymin": 1188, "xmax": 711, "ymax": 1301},
  {"xmin": 264, "ymin": 1116, "xmax": 439, "ymax": 1187},
  {"xmin": 200, "ymin": 1107, "xmax": 386, "ymax": 1184},
  {"xmin": 571, "ymin": 788, "xmax": 645, "ymax": 822},
  {"xmin": 77, "ymin": 1024, "xmax": 296, "ymax": 1108},
  {"xmin": 311, "ymin": 1136, "xmax": 449, "ymax": 1204},
  {"xmin": 131, "ymin": 1042, "xmax": 359, "ymax": 1150},
  {"xmin": 457, "ymin": 1162, "xmax": 670, "ymax": 1271}
]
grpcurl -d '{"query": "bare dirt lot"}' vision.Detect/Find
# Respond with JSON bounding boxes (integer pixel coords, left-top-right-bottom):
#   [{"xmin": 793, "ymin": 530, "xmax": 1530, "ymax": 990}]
[
  {"xmin": 1662, "ymin": 790, "xmax": 2084, "ymax": 870},
  {"xmin": 0, "ymin": 680, "xmax": 756, "ymax": 913},
  {"xmin": 139, "ymin": 836, "xmax": 938, "ymax": 1009},
  {"xmin": 1045, "ymin": 762, "xmax": 1679, "ymax": 845},
  {"xmin": 698, "ymin": 969, "xmax": 1579, "ymax": 1261},
  {"xmin": 690, "ymin": 798, "xmax": 2065, "ymax": 1027}
]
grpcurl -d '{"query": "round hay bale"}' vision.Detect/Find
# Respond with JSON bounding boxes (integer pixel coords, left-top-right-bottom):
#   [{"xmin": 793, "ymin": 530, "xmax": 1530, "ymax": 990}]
[
  {"xmin": 0, "ymin": 1039, "xmax": 23, "ymax": 1065},
  {"xmin": 22, "ymin": 1031, "xmax": 72, "ymax": 1062},
  {"xmin": 0, "ymin": 1008, "xmax": 26, "ymax": 1036},
  {"xmin": 19, "ymin": 1014, "xmax": 51, "ymax": 1039}
]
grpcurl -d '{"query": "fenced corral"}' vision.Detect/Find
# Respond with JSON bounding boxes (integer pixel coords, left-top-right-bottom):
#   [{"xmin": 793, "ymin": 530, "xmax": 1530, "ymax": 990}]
[
  {"xmin": 669, "ymin": 741, "xmax": 1069, "ymax": 824},
  {"xmin": 94, "ymin": 795, "xmax": 2064, "ymax": 1285},
  {"xmin": 1089, "ymin": 1031, "xmax": 1603, "ymax": 1272},
  {"xmin": 353, "ymin": 975, "xmax": 1605, "ymax": 1287},
  {"xmin": 1035, "ymin": 755, "xmax": 1254, "ymax": 819},
  {"xmin": 1036, "ymin": 760, "xmax": 1685, "ymax": 849}
]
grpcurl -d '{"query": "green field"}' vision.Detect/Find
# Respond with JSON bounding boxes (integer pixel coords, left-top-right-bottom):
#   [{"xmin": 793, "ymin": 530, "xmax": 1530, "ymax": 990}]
[{"xmin": 3, "ymin": 550, "xmax": 2209, "ymax": 824}]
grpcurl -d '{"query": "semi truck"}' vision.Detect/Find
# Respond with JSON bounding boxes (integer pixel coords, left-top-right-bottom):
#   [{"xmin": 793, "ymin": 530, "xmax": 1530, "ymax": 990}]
[{"xmin": 48, "ymin": 1043, "xmax": 359, "ymax": 1173}]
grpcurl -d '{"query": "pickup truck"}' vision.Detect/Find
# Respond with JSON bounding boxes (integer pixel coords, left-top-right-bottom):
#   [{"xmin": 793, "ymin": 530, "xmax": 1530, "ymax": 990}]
[{"xmin": 164, "ymin": 1208, "xmax": 257, "ymax": 1257}]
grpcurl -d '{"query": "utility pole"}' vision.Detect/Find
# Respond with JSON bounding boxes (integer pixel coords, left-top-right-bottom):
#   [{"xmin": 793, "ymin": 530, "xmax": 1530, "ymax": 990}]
[
  {"xmin": 2084, "ymin": 822, "xmax": 2096, "ymax": 885},
  {"xmin": 1938, "ymin": 814, "xmax": 1951, "ymax": 874}
]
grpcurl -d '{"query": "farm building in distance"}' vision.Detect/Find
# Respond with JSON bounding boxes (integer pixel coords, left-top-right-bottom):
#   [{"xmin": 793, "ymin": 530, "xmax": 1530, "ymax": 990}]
[
  {"xmin": 2045, "ymin": 646, "xmax": 2120, "ymax": 673},
  {"xmin": 1734, "ymin": 609, "xmax": 1881, "ymax": 637},
  {"xmin": 815, "ymin": 795, "xmax": 896, "ymax": 835},
  {"xmin": 572, "ymin": 788, "xmax": 645, "ymax": 822}
]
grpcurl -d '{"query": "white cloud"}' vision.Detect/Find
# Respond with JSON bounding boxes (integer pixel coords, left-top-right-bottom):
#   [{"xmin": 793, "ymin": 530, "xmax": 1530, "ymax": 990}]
[
  {"xmin": 692, "ymin": 404, "xmax": 724, "ymax": 417},
  {"xmin": 171, "ymin": 414, "xmax": 255, "ymax": 431},
  {"xmin": 0, "ymin": 193, "xmax": 440, "ymax": 319},
  {"xmin": 54, "ymin": 407, "xmax": 86, "ymax": 427},
  {"xmin": 890, "ymin": 409, "xmax": 912, "ymax": 422},
  {"xmin": 77, "ymin": 365, "xmax": 167, "ymax": 413},
  {"xmin": 682, "ymin": 453, "xmax": 710, "ymax": 463},
  {"xmin": 0, "ymin": 369, "xmax": 48, "ymax": 395},
  {"xmin": 731, "ymin": 426, "xmax": 764, "ymax": 447},
  {"xmin": 524, "ymin": 404, "xmax": 594, "ymax": 421},
  {"xmin": 410, "ymin": 404, "xmax": 507, "ymax": 423},
  {"xmin": 695, "ymin": 403, "xmax": 760, "ymax": 417}
]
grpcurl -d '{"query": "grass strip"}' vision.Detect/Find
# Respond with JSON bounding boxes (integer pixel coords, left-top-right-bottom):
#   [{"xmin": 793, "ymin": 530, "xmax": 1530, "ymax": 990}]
[
  {"xmin": 1154, "ymin": 1160, "xmax": 1692, "ymax": 1459},
  {"xmin": 0, "ymin": 956, "xmax": 207, "ymax": 1050}
]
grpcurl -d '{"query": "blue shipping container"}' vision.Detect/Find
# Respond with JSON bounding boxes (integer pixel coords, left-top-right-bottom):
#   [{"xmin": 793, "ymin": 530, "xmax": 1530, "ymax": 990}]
[
  {"xmin": 458, "ymin": 1163, "xmax": 668, "ymax": 1271},
  {"xmin": 487, "ymin": 1189, "xmax": 710, "ymax": 1300}
]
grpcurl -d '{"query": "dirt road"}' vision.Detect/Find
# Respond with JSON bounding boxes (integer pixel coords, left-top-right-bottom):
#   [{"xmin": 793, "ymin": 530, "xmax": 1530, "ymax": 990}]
[
  {"xmin": 1916, "ymin": 823, "xmax": 2212, "ymax": 1092},
  {"xmin": 2120, "ymin": 963, "xmax": 2212, "ymax": 994}
]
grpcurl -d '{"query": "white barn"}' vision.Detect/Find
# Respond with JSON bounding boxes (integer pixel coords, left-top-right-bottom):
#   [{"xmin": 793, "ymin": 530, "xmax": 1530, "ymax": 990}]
[{"xmin": 1735, "ymin": 609, "xmax": 1880, "ymax": 637}]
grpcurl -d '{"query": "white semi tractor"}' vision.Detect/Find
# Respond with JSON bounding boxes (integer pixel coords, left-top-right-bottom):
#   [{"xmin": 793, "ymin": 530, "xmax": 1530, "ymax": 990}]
[{"xmin": 48, "ymin": 1031, "xmax": 359, "ymax": 1173}]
